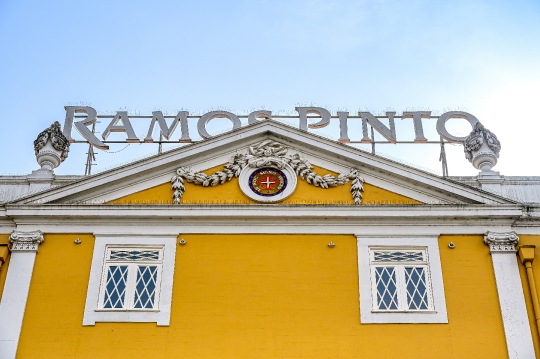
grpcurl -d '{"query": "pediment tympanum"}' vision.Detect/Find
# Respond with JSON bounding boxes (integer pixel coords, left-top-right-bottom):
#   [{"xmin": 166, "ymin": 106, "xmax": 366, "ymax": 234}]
[{"xmin": 109, "ymin": 140, "xmax": 420, "ymax": 205}]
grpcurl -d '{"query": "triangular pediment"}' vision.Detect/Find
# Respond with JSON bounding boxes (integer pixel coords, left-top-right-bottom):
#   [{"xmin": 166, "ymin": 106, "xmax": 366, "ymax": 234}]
[
  {"xmin": 11, "ymin": 121, "xmax": 515, "ymax": 206},
  {"xmin": 107, "ymin": 163, "xmax": 420, "ymax": 205}
]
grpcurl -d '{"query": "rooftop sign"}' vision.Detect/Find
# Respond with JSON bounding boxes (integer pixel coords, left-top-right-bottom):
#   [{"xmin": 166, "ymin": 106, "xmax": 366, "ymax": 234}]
[{"xmin": 62, "ymin": 106, "xmax": 480, "ymax": 151}]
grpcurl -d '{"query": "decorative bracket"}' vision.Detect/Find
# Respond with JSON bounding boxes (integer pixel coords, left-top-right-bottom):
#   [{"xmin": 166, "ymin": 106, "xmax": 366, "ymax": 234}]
[
  {"xmin": 484, "ymin": 231, "xmax": 519, "ymax": 253},
  {"xmin": 9, "ymin": 230, "xmax": 45, "ymax": 252},
  {"xmin": 171, "ymin": 140, "xmax": 364, "ymax": 204}
]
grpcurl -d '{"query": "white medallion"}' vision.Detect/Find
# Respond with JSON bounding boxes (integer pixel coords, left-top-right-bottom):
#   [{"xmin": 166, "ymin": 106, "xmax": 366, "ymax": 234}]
[{"xmin": 238, "ymin": 163, "xmax": 297, "ymax": 203}]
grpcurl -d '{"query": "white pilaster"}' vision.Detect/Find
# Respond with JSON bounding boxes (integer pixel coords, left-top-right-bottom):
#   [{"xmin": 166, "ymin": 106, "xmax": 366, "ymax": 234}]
[
  {"xmin": 484, "ymin": 231, "xmax": 535, "ymax": 359},
  {"xmin": 0, "ymin": 230, "xmax": 44, "ymax": 359},
  {"xmin": 477, "ymin": 171, "xmax": 504, "ymax": 195}
]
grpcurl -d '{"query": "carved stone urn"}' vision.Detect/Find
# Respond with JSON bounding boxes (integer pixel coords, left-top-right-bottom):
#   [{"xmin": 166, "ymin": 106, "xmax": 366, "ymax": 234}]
[
  {"xmin": 33, "ymin": 121, "xmax": 70, "ymax": 171},
  {"xmin": 464, "ymin": 122, "xmax": 501, "ymax": 172}
]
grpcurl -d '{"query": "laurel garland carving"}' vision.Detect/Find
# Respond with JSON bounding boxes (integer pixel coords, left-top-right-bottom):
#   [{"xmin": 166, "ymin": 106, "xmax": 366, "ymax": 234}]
[
  {"xmin": 464, "ymin": 122, "xmax": 501, "ymax": 162},
  {"xmin": 171, "ymin": 140, "xmax": 364, "ymax": 204}
]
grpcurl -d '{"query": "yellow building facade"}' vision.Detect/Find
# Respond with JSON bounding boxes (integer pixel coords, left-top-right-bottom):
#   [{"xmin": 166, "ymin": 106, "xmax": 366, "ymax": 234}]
[{"xmin": 1, "ymin": 121, "xmax": 540, "ymax": 358}]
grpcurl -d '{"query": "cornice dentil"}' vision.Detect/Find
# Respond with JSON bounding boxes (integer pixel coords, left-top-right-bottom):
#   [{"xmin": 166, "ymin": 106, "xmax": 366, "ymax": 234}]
[
  {"xmin": 9, "ymin": 230, "xmax": 45, "ymax": 252},
  {"xmin": 484, "ymin": 231, "xmax": 519, "ymax": 253}
]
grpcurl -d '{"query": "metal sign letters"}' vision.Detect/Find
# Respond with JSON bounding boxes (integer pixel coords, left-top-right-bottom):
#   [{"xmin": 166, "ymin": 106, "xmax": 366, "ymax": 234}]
[{"xmin": 63, "ymin": 106, "xmax": 480, "ymax": 151}]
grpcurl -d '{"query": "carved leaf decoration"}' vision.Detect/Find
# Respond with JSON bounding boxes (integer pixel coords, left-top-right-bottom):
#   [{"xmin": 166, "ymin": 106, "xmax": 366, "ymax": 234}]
[
  {"xmin": 34, "ymin": 121, "xmax": 70, "ymax": 161},
  {"xmin": 464, "ymin": 122, "xmax": 501, "ymax": 162},
  {"xmin": 171, "ymin": 140, "xmax": 365, "ymax": 205}
]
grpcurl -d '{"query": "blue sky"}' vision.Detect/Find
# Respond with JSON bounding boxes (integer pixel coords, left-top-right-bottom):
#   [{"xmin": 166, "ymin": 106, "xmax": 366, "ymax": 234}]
[{"xmin": 1, "ymin": 0, "xmax": 539, "ymax": 176}]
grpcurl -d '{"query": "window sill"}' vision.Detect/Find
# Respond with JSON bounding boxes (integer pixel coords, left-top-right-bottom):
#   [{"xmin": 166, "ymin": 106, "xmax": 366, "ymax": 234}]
[
  {"xmin": 371, "ymin": 310, "xmax": 437, "ymax": 314},
  {"xmin": 94, "ymin": 309, "xmax": 160, "ymax": 313}
]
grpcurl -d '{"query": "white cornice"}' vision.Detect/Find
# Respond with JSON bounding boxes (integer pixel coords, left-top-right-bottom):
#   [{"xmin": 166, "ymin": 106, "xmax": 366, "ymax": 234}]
[
  {"xmin": 3, "ymin": 204, "xmax": 539, "ymax": 235},
  {"xmin": 4, "ymin": 204, "xmax": 525, "ymax": 222},
  {"xmin": 4, "ymin": 199, "xmax": 540, "ymax": 233}
]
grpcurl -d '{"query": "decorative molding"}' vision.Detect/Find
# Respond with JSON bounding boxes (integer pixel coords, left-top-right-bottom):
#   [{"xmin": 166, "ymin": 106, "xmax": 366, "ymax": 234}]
[
  {"xmin": 9, "ymin": 230, "xmax": 44, "ymax": 252},
  {"xmin": 484, "ymin": 231, "xmax": 519, "ymax": 253},
  {"xmin": 11, "ymin": 122, "xmax": 516, "ymax": 206},
  {"xmin": 171, "ymin": 140, "xmax": 364, "ymax": 204}
]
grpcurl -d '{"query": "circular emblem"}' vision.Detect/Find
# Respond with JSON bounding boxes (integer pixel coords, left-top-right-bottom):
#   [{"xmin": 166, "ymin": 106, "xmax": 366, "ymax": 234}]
[
  {"xmin": 248, "ymin": 167, "xmax": 288, "ymax": 197},
  {"xmin": 239, "ymin": 163, "xmax": 297, "ymax": 203}
]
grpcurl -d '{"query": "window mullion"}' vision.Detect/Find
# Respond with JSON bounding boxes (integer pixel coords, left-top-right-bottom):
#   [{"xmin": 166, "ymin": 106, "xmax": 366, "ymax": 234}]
[{"xmin": 126, "ymin": 263, "xmax": 137, "ymax": 310}]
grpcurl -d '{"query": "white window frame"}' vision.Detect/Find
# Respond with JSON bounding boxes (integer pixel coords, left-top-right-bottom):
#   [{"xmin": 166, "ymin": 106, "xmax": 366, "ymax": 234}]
[
  {"xmin": 83, "ymin": 235, "xmax": 177, "ymax": 326},
  {"xmin": 357, "ymin": 236, "xmax": 448, "ymax": 324},
  {"xmin": 97, "ymin": 246, "xmax": 164, "ymax": 311},
  {"xmin": 369, "ymin": 248, "xmax": 433, "ymax": 312}
]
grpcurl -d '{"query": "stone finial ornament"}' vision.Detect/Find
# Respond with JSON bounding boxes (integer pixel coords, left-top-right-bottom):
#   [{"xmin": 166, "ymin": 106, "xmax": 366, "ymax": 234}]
[
  {"xmin": 464, "ymin": 122, "xmax": 501, "ymax": 172},
  {"xmin": 34, "ymin": 121, "xmax": 70, "ymax": 171}
]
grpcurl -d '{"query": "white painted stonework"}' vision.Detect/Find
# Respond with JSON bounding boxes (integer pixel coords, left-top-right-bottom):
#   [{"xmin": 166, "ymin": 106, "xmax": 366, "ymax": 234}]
[
  {"xmin": 238, "ymin": 163, "xmax": 297, "ymax": 203},
  {"xmin": 0, "ymin": 119, "xmax": 540, "ymax": 359},
  {"xmin": 356, "ymin": 236, "xmax": 448, "ymax": 324},
  {"xmin": 0, "ymin": 230, "xmax": 44, "ymax": 359},
  {"xmin": 82, "ymin": 235, "xmax": 177, "ymax": 326},
  {"xmin": 484, "ymin": 231, "xmax": 535, "ymax": 359}
]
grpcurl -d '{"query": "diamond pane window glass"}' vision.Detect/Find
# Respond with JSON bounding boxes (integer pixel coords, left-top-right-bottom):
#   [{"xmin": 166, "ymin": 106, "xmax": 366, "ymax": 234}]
[
  {"xmin": 103, "ymin": 265, "xmax": 128, "ymax": 309},
  {"xmin": 405, "ymin": 267, "xmax": 429, "ymax": 310},
  {"xmin": 375, "ymin": 267, "xmax": 399, "ymax": 310},
  {"xmin": 98, "ymin": 246, "xmax": 163, "ymax": 311},
  {"xmin": 133, "ymin": 266, "xmax": 158, "ymax": 309},
  {"xmin": 373, "ymin": 251, "xmax": 424, "ymax": 262},
  {"xmin": 109, "ymin": 250, "xmax": 160, "ymax": 261},
  {"xmin": 369, "ymin": 248, "xmax": 433, "ymax": 312}
]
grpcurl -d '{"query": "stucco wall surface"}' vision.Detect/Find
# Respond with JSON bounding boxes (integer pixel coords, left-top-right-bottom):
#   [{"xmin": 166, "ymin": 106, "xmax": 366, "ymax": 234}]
[
  {"xmin": 0, "ymin": 234, "xmax": 10, "ymax": 301},
  {"xmin": 16, "ymin": 234, "xmax": 507, "ymax": 359}
]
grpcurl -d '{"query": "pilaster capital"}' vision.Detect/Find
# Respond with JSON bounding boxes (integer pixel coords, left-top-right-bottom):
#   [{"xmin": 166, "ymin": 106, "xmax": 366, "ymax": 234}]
[
  {"xmin": 484, "ymin": 231, "xmax": 519, "ymax": 253},
  {"xmin": 9, "ymin": 230, "xmax": 45, "ymax": 252}
]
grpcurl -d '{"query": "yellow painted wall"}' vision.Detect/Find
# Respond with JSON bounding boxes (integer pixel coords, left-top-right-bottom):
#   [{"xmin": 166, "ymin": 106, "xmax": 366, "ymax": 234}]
[
  {"xmin": 517, "ymin": 235, "xmax": 540, "ymax": 358},
  {"xmin": 17, "ymin": 233, "xmax": 507, "ymax": 358},
  {"xmin": 0, "ymin": 234, "xmax": 10, "ymax": 301},
  {"xmin": 109, "ymin": 164, "xmax": 420, "ymax": 205}
]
